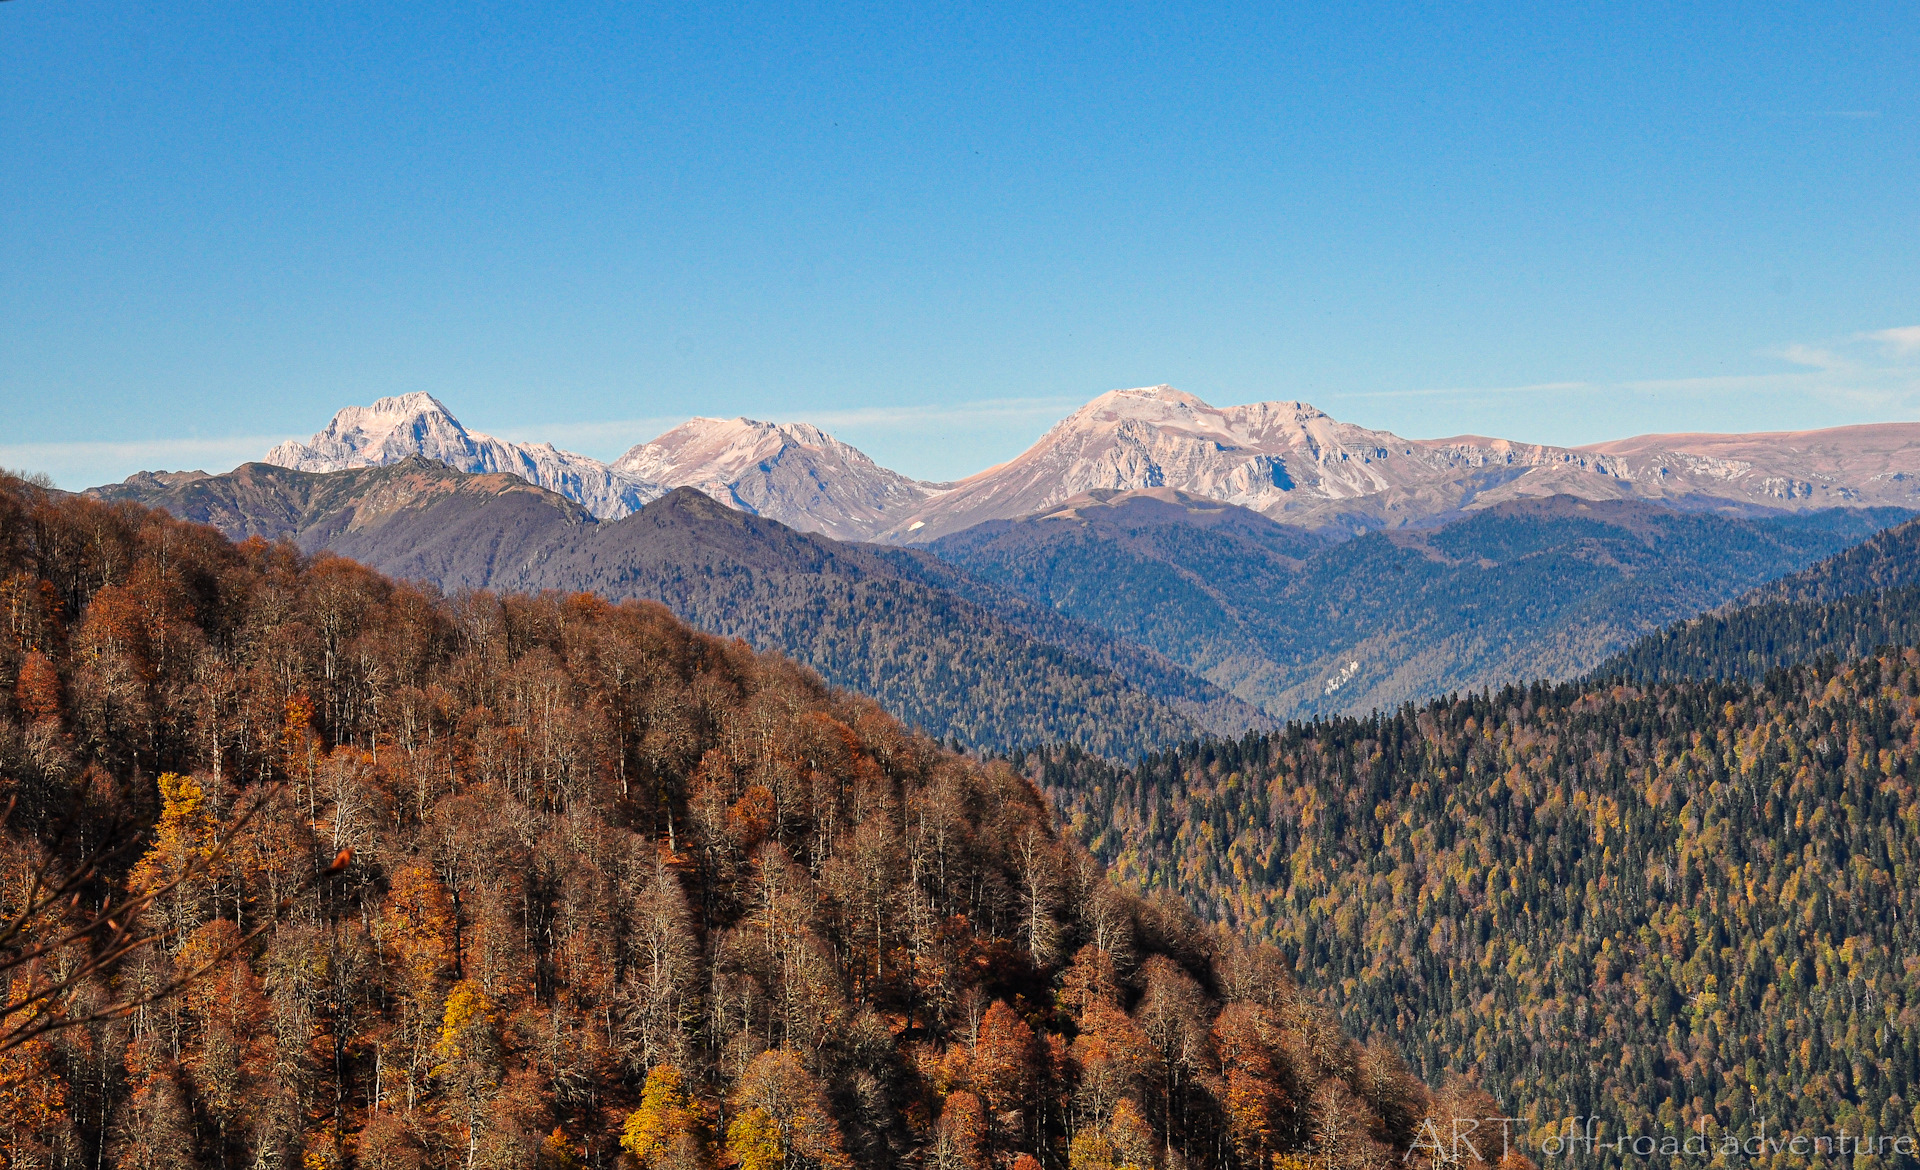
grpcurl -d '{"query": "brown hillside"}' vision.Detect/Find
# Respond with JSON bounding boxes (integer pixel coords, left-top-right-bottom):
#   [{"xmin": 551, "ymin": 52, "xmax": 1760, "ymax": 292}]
[{"xmin": 0, "ymin": 476, "xmax": 1476, "ymax": 1170}]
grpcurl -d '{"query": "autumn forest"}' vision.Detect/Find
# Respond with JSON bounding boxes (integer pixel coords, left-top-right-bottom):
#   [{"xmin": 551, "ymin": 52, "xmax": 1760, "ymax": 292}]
[{"xmin": 0, "ymin": 477, "xmax": 1499, "ymax": 1170}]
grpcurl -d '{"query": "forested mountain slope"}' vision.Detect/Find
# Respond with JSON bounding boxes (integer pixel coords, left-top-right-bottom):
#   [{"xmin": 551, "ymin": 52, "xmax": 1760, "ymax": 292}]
[
  {"xmin": 1603, "ymin": 516, "xmax": 1920, "ymax": 682},
  {"xmin": 1718, "ymin": 513, "xmax": 1920, "ymax": 606},
  {"xmin": 1026, "ymin": 662, "xmax": 1920, "ymax": 1167},
  {"xmin": 931, "ymin": 491, "xmax": 1904, "ymax": 719},
  {"xmin": 89, "ymin": 459, "xmax": 1262, "ymax": 757},
  {"xmin": 0, "ymin": 475, "xmax": 1455, "ymax": 1169}
]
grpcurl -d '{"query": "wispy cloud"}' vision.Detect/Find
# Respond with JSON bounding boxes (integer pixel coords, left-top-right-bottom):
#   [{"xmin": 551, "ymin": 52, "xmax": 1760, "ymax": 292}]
[
  {"xmin": 1866, "ymin": 326, "xmax": 1920, "ymax": 355},
  {"xmin": 1774, "ymin": 342, "xmax": 1850, "ymax": 370},
  {"xmin": 0, "ymin": 435, "xmax": 295, "ymax": 489},
  {"xmin": 1339, "ymin": 381, "xmax": 1590, "ymax": 401}
]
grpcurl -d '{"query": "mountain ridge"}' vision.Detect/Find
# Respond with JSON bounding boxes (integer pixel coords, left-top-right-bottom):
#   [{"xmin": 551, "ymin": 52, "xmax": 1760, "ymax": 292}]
[
  {"xmin": 89, "ymin": 458, "xmax": 1264, "ymax": 756},
  {"xmin": 613, "ymin": 415, "xmax": 948, "ymax": 541},
  {"xmin": 263, "ymin": 391, "xmax": 665, "ymax": 519},
  {"xmin": 927, "ymin": 490, "xmax": 1907, "ymax": 717},
  {"xmin": 1598, "ymin": 514, "xmax": 1920, "ymax": 682},
  {"xmin": 208, "ymin": 388, "xmax": 1920, "ymax": 545},
  {"xmin": 883, "ymin": 386, "xmax": 1920, "ymax": 541}
]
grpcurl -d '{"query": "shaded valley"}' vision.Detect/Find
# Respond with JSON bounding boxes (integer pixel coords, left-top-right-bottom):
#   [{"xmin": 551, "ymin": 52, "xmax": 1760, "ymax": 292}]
[{"xmin": 928, "ymin": 491, "xmax": 1907, "ymax": 718}]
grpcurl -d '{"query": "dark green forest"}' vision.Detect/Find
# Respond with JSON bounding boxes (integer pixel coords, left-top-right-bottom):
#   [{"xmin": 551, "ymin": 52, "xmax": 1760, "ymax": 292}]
[
  {"xmin": 1603, "ymin": 518, "xmax": 1920, "ymax": 684},
  {"xmin": 930, "ymin": 493, "xmax": 1903, "ymax": 719},
  {"xmin": 1027, "ymin": 660, "xmax": 1920, "ymax": 1170}
]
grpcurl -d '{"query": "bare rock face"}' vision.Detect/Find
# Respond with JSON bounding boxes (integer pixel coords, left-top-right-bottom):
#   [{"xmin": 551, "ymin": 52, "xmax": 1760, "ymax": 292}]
[
  {"xmin": 613, "ymin": 416, "xmax": 948, "ymax": 542},
  {"xmin": 258, "ymin": 387, "xmax": 1920, "ymax": 541},
  {"xmin": 264, "ymin": 392, "xmax": 664, "ymax": 519},
  {"xmin": 879, "ymin": 386, "xmax": 1920, "ymax": 541},
  {"xmin": 1576, "ymin": 423, "xmax": 1920, "ymax": 500}
]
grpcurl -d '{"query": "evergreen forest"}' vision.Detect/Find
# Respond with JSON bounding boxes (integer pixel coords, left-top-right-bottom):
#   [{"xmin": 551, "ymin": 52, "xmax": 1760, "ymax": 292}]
[
  {"xmin": 1603, "ymin": 518, "xmax": 1920, "ymax": 684},
  {"xmin": 1029, "ymin": 663, "xmax": 1920, "ymax": 1170}
]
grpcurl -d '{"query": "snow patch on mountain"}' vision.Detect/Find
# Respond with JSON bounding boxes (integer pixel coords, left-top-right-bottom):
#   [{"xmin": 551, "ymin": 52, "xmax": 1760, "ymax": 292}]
[{"xmin": 264, "ymin": 393, "xmax": 664, "ymax": 519}]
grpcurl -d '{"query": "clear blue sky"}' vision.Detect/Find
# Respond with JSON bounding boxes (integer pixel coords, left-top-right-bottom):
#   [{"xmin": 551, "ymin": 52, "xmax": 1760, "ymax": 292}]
[{"xmin": 3, "ymin": 1, "xmax": 1916, "ymax": 487}]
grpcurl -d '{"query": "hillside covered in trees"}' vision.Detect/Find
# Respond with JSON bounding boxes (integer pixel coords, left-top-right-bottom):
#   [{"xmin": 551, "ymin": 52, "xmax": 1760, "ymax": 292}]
[
  {"xmin": 0, "ymin": 475, "xmax": 1464, "ymax": 1170},
  {"xmin": 1602, "ymin": 516, "xmax": 1920, "ymax": 683},
  {"xmin": 1027, "ymin": 662, "xmax": 1920, "ymax": 1168},
  {"xmin": 930, "ymin": 492, "xmax": 1904, "ymax": 719}
]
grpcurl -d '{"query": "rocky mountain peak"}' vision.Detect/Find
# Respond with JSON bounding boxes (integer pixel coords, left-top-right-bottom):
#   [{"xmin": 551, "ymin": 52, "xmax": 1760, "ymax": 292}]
[
  {"xmin": 263, "ymin": 395, "xmax": 663, "ymax": 520},
  {"xmin": 1054, "ymin": 385, "xmax": 1232, "ymax": 434},
  {"xmin": 265, "ymin": 393, "xmax": 472, "ymax": 471},
  {"xmin": 614, "ymin": 416, "xmax": 946, "ymax": 542}
]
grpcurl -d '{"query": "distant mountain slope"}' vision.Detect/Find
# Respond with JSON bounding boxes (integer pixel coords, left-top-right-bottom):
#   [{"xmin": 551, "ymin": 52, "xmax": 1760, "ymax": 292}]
[
  {"xmin": 262, "ymin": 392, "xmax": 663, "ymax": 518},
  {"xmin": 1733, "ymin": 511, "xmax": 1920, "ymax": 603},
  {"xmin": 92, "ymin": 459, "xmax": 1261, "ymax": 756},
  {"xmin": 1599, "ymin": 514, "xmax": 1920, "ymax": 682},
  {"xmin": 930, "ymin": 491, "xmax": 1907, "ymax": 718},
  {"xmin": 883, "ymin": 385, "xmax": 1920, "ymax": 541},
  {"xmin": 614, "ymin": 416, "xmax": 946, "ymax": 541}
]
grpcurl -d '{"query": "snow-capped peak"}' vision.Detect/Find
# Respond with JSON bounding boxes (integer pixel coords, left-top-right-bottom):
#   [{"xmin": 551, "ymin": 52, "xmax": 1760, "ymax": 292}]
[
  {"xmin": 264, "ymin": 396, "xmax": 664, "ymax": 520},
  {"xmin": 324, "ymin": 391, "xmax": 459, "ymax": 434},
  {"xmin": 265, "ymin": 393, "xmax": 474, "ymax": 472}
]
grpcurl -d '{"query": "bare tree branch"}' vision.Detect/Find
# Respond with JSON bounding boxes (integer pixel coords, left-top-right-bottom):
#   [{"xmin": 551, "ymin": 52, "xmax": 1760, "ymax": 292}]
[{"xmin": 0, "ymin": 784, "xmax": 343, "ymax": 1054}]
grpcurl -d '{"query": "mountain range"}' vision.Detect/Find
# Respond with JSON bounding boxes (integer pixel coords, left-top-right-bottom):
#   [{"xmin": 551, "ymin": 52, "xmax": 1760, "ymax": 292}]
[
  {"xmin": 250, "ymin": 386, "xmax": 1920, "ymax": 541},
  {"xmin": 88, "ymin": 457, "xmax": 1261, "ymax": 756},
  {"xmin": 92, "ymin": 456, "xmax": 1902, "ymax": 736},
  {"xmin": 264, "ymin": 391, "xmax": 667, "ymax": 519},
  {"xmin": 77, "ymin": 385, "xmax": 1920, "ymax": 740}
]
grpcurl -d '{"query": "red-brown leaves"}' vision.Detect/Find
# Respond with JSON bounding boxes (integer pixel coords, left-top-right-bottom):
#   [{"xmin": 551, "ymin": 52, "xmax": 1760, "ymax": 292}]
[
  {"xmin": 13, "ymin": 650, "xmax": 60, "ymax": 723},
  {"xmin": 727, "ymin": 784, "xmax": 777, "ymax": 851}
]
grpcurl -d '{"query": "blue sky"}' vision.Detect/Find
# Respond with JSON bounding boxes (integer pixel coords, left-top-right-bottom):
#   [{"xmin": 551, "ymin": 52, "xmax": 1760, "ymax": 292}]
[{"xmin": 3, "ymin": 1, "xmax": 1916, "ymax": 487}]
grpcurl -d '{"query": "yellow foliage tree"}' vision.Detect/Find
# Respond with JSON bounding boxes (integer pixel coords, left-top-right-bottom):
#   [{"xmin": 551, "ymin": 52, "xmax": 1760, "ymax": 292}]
[
  {"xmin": 0, "ymin": 977, "xmax": 66, "ymax": 1167},
  {"xmin": 621, "ymin": 1063, "xmax": 704, "ymax": 1168},
  {"xmin": 127, "ymin": 771, "xmax": 220, "ymax": 949},
  {"xmin": 434, "ymin": 979, "xmax": 501, "ymax": 1168},
  {"xmin": 729, "ymin": 1049, "xmax": 850, "ymax": 1170},
  {"xmin": 1067, "ymin": 1127, "xmax": 1118, "ymax": 1170},
  {"xmin": 725, "ymin": 1108, "xmax": 782, "ymax": 1170}
]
